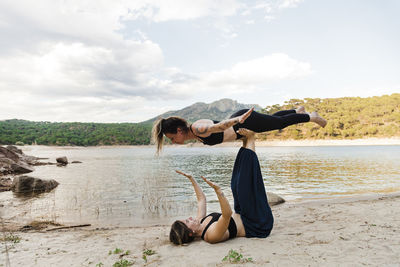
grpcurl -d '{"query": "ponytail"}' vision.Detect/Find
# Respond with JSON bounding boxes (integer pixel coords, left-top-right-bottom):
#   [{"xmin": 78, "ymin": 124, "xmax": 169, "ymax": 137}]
[
  {"xmin": 152, "ymin": 118, "xmax": 165, "ymax": 155},
  {"xmin": 151, "ymin": 116, "xmax": 189, "ymax": 155}
]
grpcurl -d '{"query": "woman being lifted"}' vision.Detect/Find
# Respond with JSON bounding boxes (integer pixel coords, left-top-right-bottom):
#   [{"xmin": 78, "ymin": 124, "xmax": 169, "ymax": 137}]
[
  {"xmin": 170, "ymin": 129, "xmax": 274, "ymax": 245},
  {"xmin": 152, "ymin": 106, "xmax": 327, "ymax": 154}
]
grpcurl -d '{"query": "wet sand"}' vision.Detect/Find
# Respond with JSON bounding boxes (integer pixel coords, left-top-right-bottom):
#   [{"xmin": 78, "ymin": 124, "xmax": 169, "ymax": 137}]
[{"xmin": 3, "ymin": 192, "xmax": 400, "ymax": 266}]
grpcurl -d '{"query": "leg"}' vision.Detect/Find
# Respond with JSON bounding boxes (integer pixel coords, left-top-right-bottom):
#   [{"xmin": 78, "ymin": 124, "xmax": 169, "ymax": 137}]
[
  {"xmin": 237, "ymin": 128, "xmax": 255, "ymax": 152},
  {"xmin": 230, "ymin": 145, "xmax": 274, "ymax": 238},
  {"xmin": 271, "ymin": 109, "xmax": 296, "ymax": 117},
  {"xmin": 230, "ymin": 109, "xmax": 310, "ymax": 135}
]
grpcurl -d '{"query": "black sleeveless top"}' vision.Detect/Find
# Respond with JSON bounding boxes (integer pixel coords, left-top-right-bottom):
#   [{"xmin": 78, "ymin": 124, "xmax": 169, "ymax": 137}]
[
  {"xmin": 190, "ymin": 121, "xmax": 224, "ymax": 146},
  {"xmin": 200, "ymin": 212, "xmax": 237, "ymax": 240}
]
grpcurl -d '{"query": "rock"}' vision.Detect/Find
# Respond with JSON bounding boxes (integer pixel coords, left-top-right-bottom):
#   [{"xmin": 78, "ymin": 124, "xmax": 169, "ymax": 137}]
[
  {"xmin": 267, "ymin": 192, "xmax": 285, "ymax": 206},
  {"xmin": 0, "ymin": 146, "xmax": 20, "ymax": 162},
  {"xmin": 11, "ymin": 176, "xmax": 59, "ymax": 193},
  {"xmin": 0, "ymin": 177, "xmax": 12, "ymax": 192},
  {"xmin": 6, "ymin": 145, "xmax": 23, "ymax": 155},
  {"xmin": 71, "ymin": 161, "xmax": 82, "ymax": 164},
  {"xmin": 10, "ymin": 162, "xmax": 34, "ymax": 174},
  {"xmin": 56, "ymin": 156, "xmax": 68, "ymax": 165}
]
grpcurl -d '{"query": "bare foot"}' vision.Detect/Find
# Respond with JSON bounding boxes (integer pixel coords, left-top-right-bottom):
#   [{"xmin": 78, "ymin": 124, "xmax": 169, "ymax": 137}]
[
  {"xmin": 309, "ymin": 111, "xmax": 327, "ymax": 128},
  {"xmin": 296, "ymin": 106, "xmax": 306, "ymax": 114},
  {"xmin": 236, "ymin": 128, "xmax": 255, "ymax": 138}
]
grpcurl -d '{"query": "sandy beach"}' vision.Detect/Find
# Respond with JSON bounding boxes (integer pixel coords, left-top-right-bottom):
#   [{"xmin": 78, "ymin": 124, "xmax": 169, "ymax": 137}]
[{"xmin": 3, "ymin": 192, "xmax": 400, "ymax": 266}]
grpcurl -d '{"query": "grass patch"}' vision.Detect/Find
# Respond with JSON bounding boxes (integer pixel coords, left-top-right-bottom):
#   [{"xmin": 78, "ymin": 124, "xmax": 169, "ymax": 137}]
[
  {"xmin": 142, "ymin": 249, "xmax": 156, "ymax": 263},
  {"xmin": 0, "ymin": 233, "xmax": 21, "ymax": 244},
  {"xmin": 112, "ymin": 259, "xmax": 134, "ymax": 267},
  {"xmin": 109, "ymin": 248, "xmax": 123, "ymax": 255},
  {"xmin": 222, "ymin": 249, "xmax": 253, "ymax": 264}
]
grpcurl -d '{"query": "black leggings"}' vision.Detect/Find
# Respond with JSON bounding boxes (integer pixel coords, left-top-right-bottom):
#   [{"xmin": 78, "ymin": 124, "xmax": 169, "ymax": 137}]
[{"xmin": 230, "ymin": 109, "xmax": 310, "ymax": 138}]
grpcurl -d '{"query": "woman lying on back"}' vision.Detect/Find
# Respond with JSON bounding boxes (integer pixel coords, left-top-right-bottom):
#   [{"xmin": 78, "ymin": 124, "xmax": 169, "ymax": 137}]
[{"xmin": 170, "ymin": 129, "xmax": 274, "ymax": 244}]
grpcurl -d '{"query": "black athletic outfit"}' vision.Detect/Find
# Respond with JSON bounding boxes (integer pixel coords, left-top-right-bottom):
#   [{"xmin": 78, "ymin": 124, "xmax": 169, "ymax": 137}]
[
  {"xmin": 200, "ymin": 147, "xmax": 274, "ymax": 239},
  {"xmin": 190, "ymin": 109, "xmax": 309, "ymax": 146},
  {"xmin": 200, "ymin": 212, "xmax": 237, "ymax": 240},
  {"xmin": 231, "ymin": 147, "xmax": 273, "ymax": 238}
]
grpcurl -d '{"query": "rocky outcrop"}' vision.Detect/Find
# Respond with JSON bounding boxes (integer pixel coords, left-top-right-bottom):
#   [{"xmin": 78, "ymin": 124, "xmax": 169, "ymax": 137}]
[
  {"xmin": 6, "ymin": 145, "xmax": 23, "ymax": 155},
  {"xmin": 267, "ymin": 192, "xmax": 285, "ymax": 206},
  {"xmin": 0, "ymin": 146, "xmax": 20, "ymax": 163},
  {"xmin": 11, "ymin": 175, "xmax": 59, "ymax": 193},
  {"xmin": 0, "ymin": 146, "xmax": 36, "ymax": 176},
  {"xmin": 10, "ymin": 161, "xmax": 34, "ymax": 174}
]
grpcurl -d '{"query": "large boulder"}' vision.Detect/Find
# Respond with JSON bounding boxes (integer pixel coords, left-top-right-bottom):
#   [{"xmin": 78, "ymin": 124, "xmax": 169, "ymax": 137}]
[
  {"xmin": 267, "ymin": 192, "xmax": 285, "ymax": 206},
  {"xmin": 11, "ymin": 176, "xmax": 59, "ymax": 193}
]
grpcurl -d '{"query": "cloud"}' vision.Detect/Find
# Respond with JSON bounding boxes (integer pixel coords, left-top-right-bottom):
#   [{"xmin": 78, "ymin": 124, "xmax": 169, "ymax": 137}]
[
  {"xmin": 0, "ymin": 0, "xmax": 308, "ymax": 122},
  {"xmin": 245, "ymin": 0, "xmax": 304, "ymax": 20},
  {"xmin": 126, "ymin": 0, "xmax": 242, "ymax": 22},
  {"xmin": 278, "ymin": 0, "xmax": 304, "ymax": 9},
  {"xmin": 161, "ymin": 53, "xmax": 313, "ymax": 98}
]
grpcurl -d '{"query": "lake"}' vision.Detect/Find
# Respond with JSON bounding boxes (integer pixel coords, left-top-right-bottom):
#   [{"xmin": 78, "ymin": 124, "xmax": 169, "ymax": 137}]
[{"xmin": 2, "ymin": 145, "xmax": 400, "ymax": 227}]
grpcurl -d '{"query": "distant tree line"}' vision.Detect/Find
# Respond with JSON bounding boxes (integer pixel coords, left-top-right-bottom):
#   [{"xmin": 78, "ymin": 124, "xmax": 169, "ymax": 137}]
[
  {"xmin": 0, "ymin": 94, "xmax": 399, "ymax": 146},
  {"xmin": 0, "ymin": 120, "xmax": 152, "ymax": 146}
]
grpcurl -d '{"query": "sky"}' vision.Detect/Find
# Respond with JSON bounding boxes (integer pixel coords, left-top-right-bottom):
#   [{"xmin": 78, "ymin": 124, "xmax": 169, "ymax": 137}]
[{"xmin": 0, "ymin": 0, "xmax": 399, "ymax": 123}]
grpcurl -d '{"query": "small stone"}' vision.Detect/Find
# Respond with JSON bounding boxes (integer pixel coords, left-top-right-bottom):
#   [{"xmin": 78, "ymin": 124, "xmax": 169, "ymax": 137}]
[{"xmin": 56, "ymin": 156, "xmax": 68, "ymax": 165}]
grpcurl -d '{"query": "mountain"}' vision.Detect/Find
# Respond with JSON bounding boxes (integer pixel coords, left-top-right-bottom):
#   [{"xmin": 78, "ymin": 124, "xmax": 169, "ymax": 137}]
[{"xmin": 142, "ymin": 98, "xmax": 262, "ymax": 123}]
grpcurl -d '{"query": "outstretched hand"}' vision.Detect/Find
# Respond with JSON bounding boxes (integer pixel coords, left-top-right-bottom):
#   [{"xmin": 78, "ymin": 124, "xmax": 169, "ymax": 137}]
[
  {"xmin": 201, "ymin": 176, "xmax": 221, "ymax": 191},
  {"xmin": 238, "ymin": 107, "xmax": 254, "ymax": 124},
  {"xmin": 175, "ymin": 170, "xmax": 194, "ymax": 180}
]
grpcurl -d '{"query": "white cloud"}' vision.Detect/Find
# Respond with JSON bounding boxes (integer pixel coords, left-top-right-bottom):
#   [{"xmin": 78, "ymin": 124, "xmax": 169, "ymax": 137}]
[
  {"xmin": 0, "ymin": 0, "xmax": 309, "ymax": 122},
  {"xmin": 0, "ymin": 41, "xmax": 164, "ymax": 97},
  {"xmin": 204, "ymin": 53, "xmax": 312, "ymax": 84},
  {"xmin": 125, "ymin": 0, "xmax": 242, "ymax": 22},
  {"xmin": 161, "ymin": 53, "xmax": 313, "ymax": 99},
  {"xmin": 278, "ymin": 0, "xmax": 304, "ymax": 9},
  {"xmin": 244, "ymin": 0, "xmax": 304, "ymax": 20}
]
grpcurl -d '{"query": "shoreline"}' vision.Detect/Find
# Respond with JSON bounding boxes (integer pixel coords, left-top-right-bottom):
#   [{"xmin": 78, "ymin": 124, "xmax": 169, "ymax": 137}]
[{"xmin": 4, "ymin": 192, "xmax": 400, "ymax": 266}]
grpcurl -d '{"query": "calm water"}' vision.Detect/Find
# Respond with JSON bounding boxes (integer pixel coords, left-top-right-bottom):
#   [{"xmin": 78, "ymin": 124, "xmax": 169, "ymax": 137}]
[{"xmin": 2, "ymin": 145, "xmax": 400, "ymax": 226}]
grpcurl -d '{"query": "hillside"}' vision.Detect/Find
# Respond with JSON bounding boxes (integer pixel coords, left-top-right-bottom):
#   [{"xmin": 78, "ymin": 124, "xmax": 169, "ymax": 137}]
[
  {"xmin": 0, "ymin": 94, "xmax": 399, "ymax": 146},
  {"xmin": 143, "ymin": 98, "xmax": 262, "ymax": 123},
  {"xmin": 258, "ymin": 94, "xmax": 400, "ymax": 140}
]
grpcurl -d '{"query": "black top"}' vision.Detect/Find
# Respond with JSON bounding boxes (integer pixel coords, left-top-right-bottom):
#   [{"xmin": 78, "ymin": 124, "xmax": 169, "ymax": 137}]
[
  {"xmin": 190, "ymin": 121, "xmax": 224, "ymax": 146},
  {"xmin": 200, "ymin": 212, "xmax": 237, "ymax": 240}
]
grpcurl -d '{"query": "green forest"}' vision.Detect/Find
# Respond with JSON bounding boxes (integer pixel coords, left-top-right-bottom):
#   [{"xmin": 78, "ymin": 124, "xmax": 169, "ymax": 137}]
[
  {"xmin": 0, "ymin": 120, "xmax": 152, "ymax": 146},
  {"xmin": 0, "ymin": 94, "xmax": 399, "ymax": 146}
]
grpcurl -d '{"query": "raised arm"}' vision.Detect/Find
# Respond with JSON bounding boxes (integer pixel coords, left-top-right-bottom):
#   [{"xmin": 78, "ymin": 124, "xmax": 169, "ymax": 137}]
[
  {"xmin": 175, "ymin": 170, "xmax": 206, "ymax": 220},
  {"xmin": 201, "ymin": 176, "xmax": 232, "ymax": 243},
  {"xmin": 191, "ymin": 108, "xmax": 254, "ymax": 137}
]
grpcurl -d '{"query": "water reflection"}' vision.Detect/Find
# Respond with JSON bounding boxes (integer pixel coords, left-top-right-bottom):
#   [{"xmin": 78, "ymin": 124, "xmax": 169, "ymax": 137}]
[{"xmin": 2, "ymin": 145, "xmax": 399, "ymax": 227}]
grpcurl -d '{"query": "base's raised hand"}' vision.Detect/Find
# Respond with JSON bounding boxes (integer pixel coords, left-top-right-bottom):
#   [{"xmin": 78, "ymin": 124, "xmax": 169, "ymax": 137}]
[
  {"xmin": 201, "ymin": 176, "xmax": 221, "ymax": 191},
  {"xmin": 175, "ymin": 170, "xmax": 193, "ymax": 180}
]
